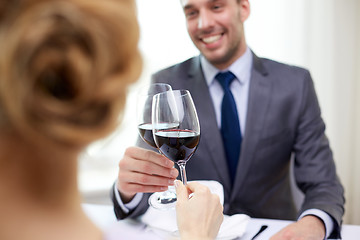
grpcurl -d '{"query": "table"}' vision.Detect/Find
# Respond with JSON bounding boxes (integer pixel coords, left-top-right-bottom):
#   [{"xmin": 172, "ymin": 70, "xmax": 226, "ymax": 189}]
[
  {"xmin": 241, "ymin": 218, "xmax": 360, "ymax": 240},
  {"xmin": 82, "ymin": 203, "xmax": 360, "ymax": 239}
]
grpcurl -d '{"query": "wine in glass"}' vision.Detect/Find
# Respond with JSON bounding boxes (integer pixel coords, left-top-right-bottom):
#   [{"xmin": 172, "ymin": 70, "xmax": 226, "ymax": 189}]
[
  {"xmin": 136, "ymin": 83, "xmax": 178, "ymax": 209},
  {"xmin": 152, "ymin": 90, "xmax": 200, "ymax": 188}
]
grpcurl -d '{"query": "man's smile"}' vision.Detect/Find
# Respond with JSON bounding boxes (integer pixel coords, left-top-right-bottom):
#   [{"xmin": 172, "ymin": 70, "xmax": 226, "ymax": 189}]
[{"xmin": 201, "ymin": 34, "xmax": 222, "ymax": 44}]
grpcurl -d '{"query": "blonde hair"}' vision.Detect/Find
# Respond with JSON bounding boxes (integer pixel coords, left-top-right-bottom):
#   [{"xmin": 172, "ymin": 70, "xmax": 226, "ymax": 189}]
[{"xmin": 0, "ymin": 0, "xmax": 141, "ymax": 148}]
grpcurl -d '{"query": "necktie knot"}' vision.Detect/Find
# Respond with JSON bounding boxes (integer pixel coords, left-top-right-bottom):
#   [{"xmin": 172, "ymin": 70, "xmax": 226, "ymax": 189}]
[{"xmin": 215, "ymin": 71, "xmax": 236, "ymax": 90}]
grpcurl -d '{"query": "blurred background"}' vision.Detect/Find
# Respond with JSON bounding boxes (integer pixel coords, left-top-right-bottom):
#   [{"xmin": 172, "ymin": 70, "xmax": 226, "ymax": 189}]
[{"xmin": 78, "ymin": 0, "xmax": 360, "ymax": 225}]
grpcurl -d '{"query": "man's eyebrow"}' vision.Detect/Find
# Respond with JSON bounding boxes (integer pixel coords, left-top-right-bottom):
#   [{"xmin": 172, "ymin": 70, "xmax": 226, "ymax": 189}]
[
  {"xmin": 209, "ymin": 0, "xmax": 222, "ymax": 3},
  {"xmin": 183, "ymin": 4, "xmax": 194, "ymax": 10},
  {"xmin": 184, "ymin": 0, "xmax": 221, "ymax": 9}
]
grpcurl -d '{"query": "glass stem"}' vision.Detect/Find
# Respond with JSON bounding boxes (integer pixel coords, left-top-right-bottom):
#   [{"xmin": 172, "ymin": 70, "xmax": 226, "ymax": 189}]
[{"xmin": 178, "ymin": 162, "xmax": 187, "ymax": 185}]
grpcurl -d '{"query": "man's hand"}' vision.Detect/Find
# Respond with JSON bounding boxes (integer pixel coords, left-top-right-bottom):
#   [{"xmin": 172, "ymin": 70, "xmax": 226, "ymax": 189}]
[
  {"xmin": 270, "ymin": 215, "xmax": 326, "ymax": 240},
  {"xmin": 117, "ymin": 146, "xmax": 179, "ymax": 203}
]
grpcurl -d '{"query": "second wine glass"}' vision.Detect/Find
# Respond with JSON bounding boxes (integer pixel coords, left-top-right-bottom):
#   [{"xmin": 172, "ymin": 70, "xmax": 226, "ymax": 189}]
[{"xmin": 136, "ymin": 83, "xmax": 178, "ymax": 210}]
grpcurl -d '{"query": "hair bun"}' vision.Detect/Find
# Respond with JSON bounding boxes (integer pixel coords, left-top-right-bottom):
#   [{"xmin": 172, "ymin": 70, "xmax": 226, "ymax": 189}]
[{"xmin": 0, "ymin": 0, "xmax": 141, "ymax": 147}]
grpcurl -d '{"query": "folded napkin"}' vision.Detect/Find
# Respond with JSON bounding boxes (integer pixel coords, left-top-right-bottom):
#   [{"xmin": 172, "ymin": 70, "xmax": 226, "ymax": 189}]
[
  {"xmin": 216, "ymin": 214, "xmax": 250, "ymax": 239},
  {"xmin": 140, "ymin": 180, "xmax": 250, "ymax": 240}
]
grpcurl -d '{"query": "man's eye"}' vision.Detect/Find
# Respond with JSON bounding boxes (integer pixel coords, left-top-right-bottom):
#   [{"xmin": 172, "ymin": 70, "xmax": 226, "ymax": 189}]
[
  {"xmin": 186, "ymin": 10, "xmax": 198, "ymax": 18},
  {"xmin": 212, "ymin": 5, "xmax": 222, "ymax": 10}
]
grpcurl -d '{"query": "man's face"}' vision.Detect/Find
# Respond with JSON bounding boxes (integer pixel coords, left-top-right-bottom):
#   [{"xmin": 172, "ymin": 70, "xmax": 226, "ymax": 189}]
[{"xmin": 181, "ymin": 0, "xmax": 250, "ymax": 69}]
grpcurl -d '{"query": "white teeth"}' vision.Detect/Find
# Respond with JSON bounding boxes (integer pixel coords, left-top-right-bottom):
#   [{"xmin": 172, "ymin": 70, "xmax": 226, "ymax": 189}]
[{"xmin": 202, "ymin": 35, "xmax": 221, "ymax": 44}]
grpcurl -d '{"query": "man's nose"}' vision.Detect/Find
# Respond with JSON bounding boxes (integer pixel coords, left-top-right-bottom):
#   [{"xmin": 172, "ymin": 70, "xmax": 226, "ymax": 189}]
[{"xmin": 197, "ymin": 10, "xmax": 213, "ymax": 29}]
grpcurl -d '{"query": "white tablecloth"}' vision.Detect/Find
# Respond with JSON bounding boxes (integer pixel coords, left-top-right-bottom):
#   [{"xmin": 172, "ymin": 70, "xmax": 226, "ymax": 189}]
[{"xmin": 82, "ymin": 203, "xmax": 360, "ymax": 239}]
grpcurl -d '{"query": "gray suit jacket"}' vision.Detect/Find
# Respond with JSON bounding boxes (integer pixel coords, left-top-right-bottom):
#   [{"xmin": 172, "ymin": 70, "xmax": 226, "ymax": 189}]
[{"xmin": 112, "ymin": 53, "xmax": 344, "ymax": 238}]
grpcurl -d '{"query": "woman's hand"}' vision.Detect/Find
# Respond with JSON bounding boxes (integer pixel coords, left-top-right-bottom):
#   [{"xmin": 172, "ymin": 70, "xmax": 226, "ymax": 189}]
[{"xmin": 175, "ymin": 180, "xmax": 224, "ymax": 240}]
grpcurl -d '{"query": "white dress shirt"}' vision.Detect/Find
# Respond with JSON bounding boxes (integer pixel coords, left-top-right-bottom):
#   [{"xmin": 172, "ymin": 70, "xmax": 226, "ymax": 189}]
[{"xmin": 200, "ymin": 46, "xmax": 253, "ymax": 136}]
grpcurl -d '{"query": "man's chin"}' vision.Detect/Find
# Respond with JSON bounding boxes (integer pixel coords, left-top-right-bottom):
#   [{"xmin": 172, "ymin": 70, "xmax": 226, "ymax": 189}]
[{"xmin": 202, "ymin": 52, "xmax": 228, "ymax": 65}]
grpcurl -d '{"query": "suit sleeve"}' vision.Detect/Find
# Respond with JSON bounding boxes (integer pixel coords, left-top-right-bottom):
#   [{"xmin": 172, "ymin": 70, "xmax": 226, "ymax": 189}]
[
  {"xmin": 111, "ymin": 182, "xmax": 151, "ymax": 220},
  {"xmin": 293, "ymin": 71, "xmax": 345, "ymax": 238}
]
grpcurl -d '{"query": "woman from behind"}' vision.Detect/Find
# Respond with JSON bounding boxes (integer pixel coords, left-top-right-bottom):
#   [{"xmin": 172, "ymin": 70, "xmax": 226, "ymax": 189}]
[{"xmin": 0, "ymin": 0, "xmax": 223, "ymax": 240}]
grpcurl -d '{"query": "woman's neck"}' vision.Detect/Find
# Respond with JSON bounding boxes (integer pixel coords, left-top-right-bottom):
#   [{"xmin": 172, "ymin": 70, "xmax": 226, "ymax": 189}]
[
  {"xmin": 0, "ymin": 200, "xmax": 103, "ymax": 240},
  {"xmin": 0, "ymin": 133, "xmax": 102, "ymax": 240},
  {"xmin": 0, "ymin": 133, "xmax": 78, "ymax": 202}
]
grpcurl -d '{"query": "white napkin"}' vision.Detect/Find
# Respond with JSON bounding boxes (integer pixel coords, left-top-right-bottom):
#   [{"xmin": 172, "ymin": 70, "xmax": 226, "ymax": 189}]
[
  {"xmin": 140, "ymin": 180, "xmax": 250, "ymax": 240},
  {"xmin": 216, "ymin": 214, "xmax": 250, "ymax": 239}
]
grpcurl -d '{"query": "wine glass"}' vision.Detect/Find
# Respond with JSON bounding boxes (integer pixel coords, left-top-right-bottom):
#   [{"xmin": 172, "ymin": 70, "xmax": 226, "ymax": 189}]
[
  {"xmin": 136, "ymin": 83, "xmax": 178, "ymax": 209},
  {"xmin": 152, "ymin": 89, "xmax": 200, "ymax": 188}
]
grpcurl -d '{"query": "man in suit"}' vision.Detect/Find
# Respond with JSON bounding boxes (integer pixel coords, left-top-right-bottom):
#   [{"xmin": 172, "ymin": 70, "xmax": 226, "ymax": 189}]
[{"xmin": 112, "ymin": 0, "xmax": 345, "ymax": 238}]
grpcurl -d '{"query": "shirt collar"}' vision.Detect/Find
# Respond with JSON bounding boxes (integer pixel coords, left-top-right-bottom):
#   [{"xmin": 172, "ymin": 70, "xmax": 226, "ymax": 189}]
[{"xmin": 200, "ymin": 46, "xmax": 253, "ymax": 86}]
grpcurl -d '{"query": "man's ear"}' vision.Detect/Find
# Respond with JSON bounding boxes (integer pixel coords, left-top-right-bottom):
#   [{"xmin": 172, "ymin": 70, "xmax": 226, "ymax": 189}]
[{"xmin": 239, "ymin": 0, "xmax": 250, "ymax": 22}]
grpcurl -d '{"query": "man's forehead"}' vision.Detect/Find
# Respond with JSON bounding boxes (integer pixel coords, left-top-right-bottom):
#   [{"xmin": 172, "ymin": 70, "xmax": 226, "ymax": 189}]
[
  {"xmin": 180, "ymin": 0, "xmax": 191, "ymax": 7},
  {"xmin": 181, "ymin": 0, "xmax": 220, "ymax": 7}
]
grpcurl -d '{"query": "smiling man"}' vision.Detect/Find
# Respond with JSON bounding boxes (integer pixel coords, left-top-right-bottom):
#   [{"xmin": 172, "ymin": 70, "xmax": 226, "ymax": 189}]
[
  {"xmin": 112, "ymin": 0, "xmax": 345, "ymax": 239},
  {"xmin": 183, "ymin": 0, "xmax": 248, "ymax": 69}
]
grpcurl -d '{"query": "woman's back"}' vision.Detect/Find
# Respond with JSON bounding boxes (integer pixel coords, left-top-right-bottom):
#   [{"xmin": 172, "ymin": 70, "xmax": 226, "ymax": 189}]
[{"xmin": 0, "ymin": 0, "xmax": 140, "ymax": 239}]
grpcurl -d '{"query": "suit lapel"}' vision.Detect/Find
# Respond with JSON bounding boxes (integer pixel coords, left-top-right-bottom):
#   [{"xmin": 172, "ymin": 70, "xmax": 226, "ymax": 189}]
[
  {"xmin": 187, "ymin": 57, "xmax": 232, "ymax": 192},
  {"xmin": 231, "ymin": 54, "xmax": 272, "ymax": 199}
]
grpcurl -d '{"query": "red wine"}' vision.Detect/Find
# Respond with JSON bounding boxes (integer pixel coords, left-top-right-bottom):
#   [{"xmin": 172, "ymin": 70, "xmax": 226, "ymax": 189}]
[
  {"xmin": 154, "ymin": 129, "xmax": 200, "ymax": 163},
  {"xmin": 138, "ymin": 123, "xmax": 179, "ymax": 148},
  {"xmin": 138, "ymin": 123, "xmax": 157, "ymax": 148}
]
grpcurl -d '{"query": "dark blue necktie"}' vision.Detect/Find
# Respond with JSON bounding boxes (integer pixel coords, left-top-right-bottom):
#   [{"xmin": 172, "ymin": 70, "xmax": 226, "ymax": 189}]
[{"xmin": 216, "ymin": 71, "xmax": 242, "ymax": 184}]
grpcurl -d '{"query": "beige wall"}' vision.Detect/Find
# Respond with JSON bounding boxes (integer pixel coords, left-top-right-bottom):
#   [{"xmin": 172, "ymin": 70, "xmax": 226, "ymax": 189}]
[{"xmin": 348, "ymin": 0, "xmax": 360, "ymax": 224}]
